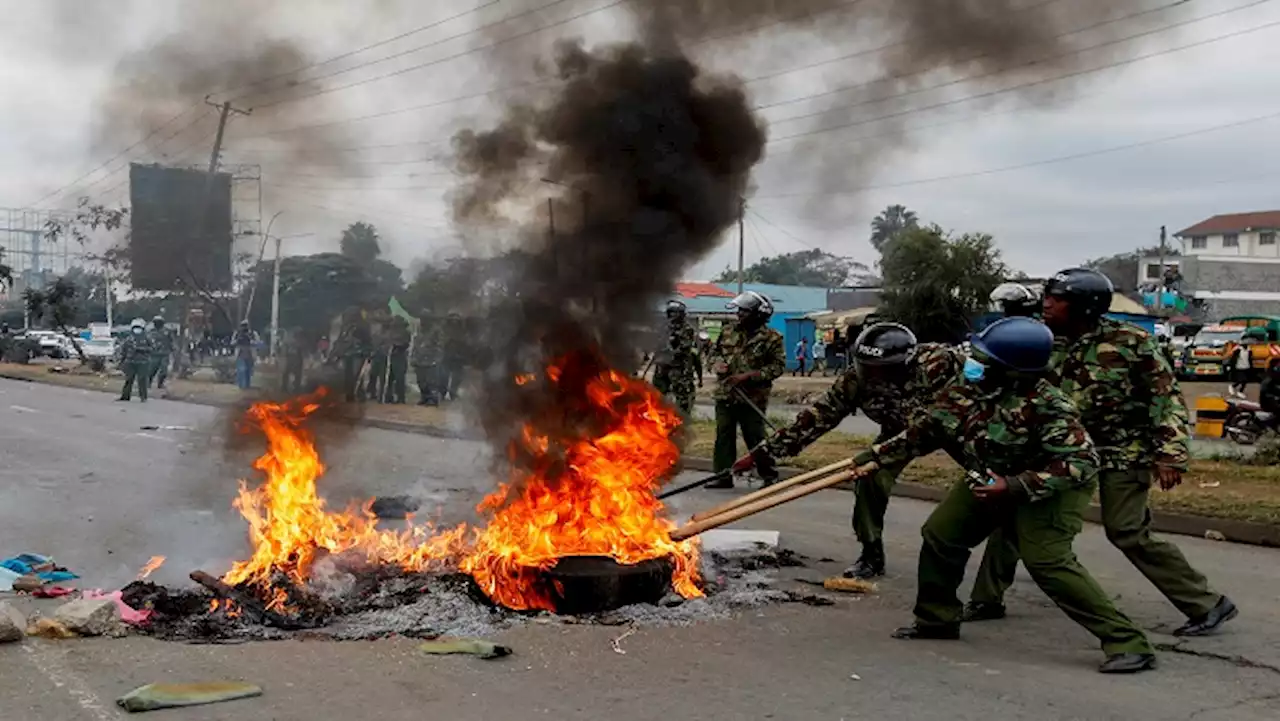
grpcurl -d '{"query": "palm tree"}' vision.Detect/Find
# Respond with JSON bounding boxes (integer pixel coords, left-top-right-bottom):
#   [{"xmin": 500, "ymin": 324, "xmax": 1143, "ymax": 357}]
[
  {"xmin": 340, "ymin": 222, "xmax": 382, "ymax": 265},
  {"xmin": 870, "ymin": 204, "xmax": 919, "ymax": 252}
]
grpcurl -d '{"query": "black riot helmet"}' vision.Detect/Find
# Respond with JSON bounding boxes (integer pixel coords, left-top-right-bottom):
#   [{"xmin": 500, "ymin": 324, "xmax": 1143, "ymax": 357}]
[
  {"xmin": 665, "ymin": 299, "xmax": 687, "ymax": 320},
  {"xmin": 1043, "ymin": 268, "xmax": 1113, "ymax": 324},
  {"xmin": 853, "ymin": 322, "xmax": 918, "ymax": 367},
  {"xmin": 727, "ymin": 291, "xmax": 773, "ymax": 324},
  {"xmin": 990, "ymin": 283, "xmax": 1041, "ymax": 318}
]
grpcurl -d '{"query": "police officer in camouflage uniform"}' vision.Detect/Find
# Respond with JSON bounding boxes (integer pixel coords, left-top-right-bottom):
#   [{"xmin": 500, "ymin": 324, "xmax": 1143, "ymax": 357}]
[
  {"xmin": 411, "ymin": 315, "xmax": 444, "ymax": 406},
  {"xmin": 989, "ymin": 282, "xmax": 1042, "ymax": 319},
  {"xmin": 966, "ymin": 268, "xmax": 1237, "ymax": 637},
  {"xmin": 385, "ymin": 316, "xmax": 412, "ymax": 404},
  {"xmin": 860, "ymin": 317, "xmax": 1156, "ymax": 673},
  {"xmin": 652, "ymin": 300, "xmax": 701, "ymax": 415},
  {"xmin": 146, "ymin": 315, "xmax": 174, "ymax": 390},
  {"xmin": 735, "ymin": 323, "xmax": 963, "ymax": 579},
  {"xmin": 331, "ymin": 307, "xmax": 371, "ymax": 402},
  {"xmin": 707, "ymin": 291, "xmax": 785, "ymax": 488},
  {"xmin": 365, "ymin": 318, "xmax": 391, "ymax": 402},
  {"xmin": 118, "ymin": 318, "xmax": 154, "ymax": 403}
]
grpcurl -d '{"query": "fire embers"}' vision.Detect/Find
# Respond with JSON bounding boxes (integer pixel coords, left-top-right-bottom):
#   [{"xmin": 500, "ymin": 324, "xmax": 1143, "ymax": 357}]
[{"xmin": 217, "ymin": 356, "xmax": 699, "ymax": 616}]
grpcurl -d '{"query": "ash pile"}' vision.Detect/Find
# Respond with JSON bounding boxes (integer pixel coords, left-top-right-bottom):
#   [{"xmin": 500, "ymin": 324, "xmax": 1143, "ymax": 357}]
[{"xmin": 121, "ymin": 545, "xmax": 821, "ymax": 643}]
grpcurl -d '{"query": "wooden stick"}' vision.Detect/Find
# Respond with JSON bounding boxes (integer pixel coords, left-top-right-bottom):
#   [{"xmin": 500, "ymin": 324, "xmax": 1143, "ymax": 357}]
[
  {"xmin": 689, "ymin": 458, "xmax": 854, "ymax": 522},
  {"xmin": 671, "ymin": 462, "xmax": 877, "ymax": 541},
  {"xmin": 189, "ymin": 570, "xmax": 273, "ymax": 627}
]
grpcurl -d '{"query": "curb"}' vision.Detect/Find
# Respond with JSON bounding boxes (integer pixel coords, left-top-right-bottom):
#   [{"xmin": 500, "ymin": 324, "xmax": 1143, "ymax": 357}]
[
  {"xmin": 6, "ymin": 371, "xmax": 1277, "ymax": 548},
  {"xmin": 680, "ymin": 458, "xmax": 1280, "ymax": 549}
]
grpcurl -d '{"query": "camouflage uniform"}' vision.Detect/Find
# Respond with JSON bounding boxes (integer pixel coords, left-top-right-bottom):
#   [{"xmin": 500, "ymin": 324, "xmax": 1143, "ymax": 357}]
[
  {"xmin": 652, "ymin": 316, "xmax": 700, "ymax": 415},
  {"xmin": 870, "ymin": 376, "xmax": 1152, "ymax": 655},
  {"xmin": 331, "ymin": 314, "xmax": 371, "ymax": 402},
  {"xmin": 765, "ymin": 344, "xmax": 962, "ymax": 548},
  {"xmin": 709, "ymin": 322, "xmax": 785, "ymax": 482},
  {"xmin": 146, "ymin": 324, "xmax": 174, "ymax": 390},
  {"xmin": 410, "ymin": 318, "xmax": 444, "ymax": 406},
  {"xmin": 971, "ymin": 318, "xmax": 1222, "ymax": 619},
  {"xmin": 364, "ymin": 324, "xmax": 390, "ymax": 402},
  {"xmin": 118, "ymin": 331, "xmax": 154, "ymax": 402},
  {"xmin": 385, "ymin": 317, "xmax": 412, "ymax": 404}
]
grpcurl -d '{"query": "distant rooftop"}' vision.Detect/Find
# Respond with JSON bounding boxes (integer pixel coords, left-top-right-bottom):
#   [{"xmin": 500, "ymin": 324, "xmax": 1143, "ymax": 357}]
[{"xmin": 1176, "ymin": 211, "xmax": 1280, "ymax": 237}]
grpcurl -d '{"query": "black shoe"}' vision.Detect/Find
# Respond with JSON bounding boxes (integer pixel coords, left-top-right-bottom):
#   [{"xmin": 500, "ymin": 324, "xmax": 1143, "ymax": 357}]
[
  {"xmin": 1098, "ymin": 653, "xmax": 1157, "ymax": 674},
  {"xmin": 961, "ymin": 601, "xmax": 1007, "ymax": 623},
  {"xmin": 759, "ymin": 476, "xmax": 780, "ymax": 488},
  {"xmin": 1174, "ymin": 596, "xmax": 1238, "ymax": 637},
  {"xmin": 704, "ymin": 479, "xmax": 734, "ymax": 490},
  {"xmin": 892, "ymin": 624, "xmax": 960, "ymax": 641},
  {"xmin": 843, "ymin": 543, "xmax": 885, "ymax": 579}
]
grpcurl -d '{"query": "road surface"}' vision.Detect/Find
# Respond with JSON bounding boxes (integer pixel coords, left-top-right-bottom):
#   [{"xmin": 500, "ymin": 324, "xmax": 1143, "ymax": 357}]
[{"xmin": 2, "ymin": 379, "xmax": 1278, "ymax": 721}]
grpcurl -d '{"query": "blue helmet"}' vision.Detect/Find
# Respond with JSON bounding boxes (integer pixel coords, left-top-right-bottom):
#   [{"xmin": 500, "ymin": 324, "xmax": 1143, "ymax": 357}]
[{"xmin": 969, "ymin": 317, "xmax": 1054, "ymax": 373}]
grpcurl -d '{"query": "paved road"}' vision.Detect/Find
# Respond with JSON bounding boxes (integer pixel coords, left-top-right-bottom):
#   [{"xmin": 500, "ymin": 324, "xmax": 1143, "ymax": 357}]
[{"xmin": 2, "ymin": 379, "xmax": 1279, "ymax": 721}]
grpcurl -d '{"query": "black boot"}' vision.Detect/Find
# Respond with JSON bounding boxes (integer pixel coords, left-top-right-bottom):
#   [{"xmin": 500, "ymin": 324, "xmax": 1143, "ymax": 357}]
[
  {"xmin": 843, "ymin": 541, "xmax": 885, "ymax": 579},
  {"xmin": 961, "ymin": 601, "xmax": 1007, "ymax": 623},
  {"xmin": 1174, "ymin": 596, "xmax": 1238, "ymax": 637},
  {"xmin": 892, "ymin": 624, "xmax": 960, "ymax": 640},
  {"xmin": 1098, "ymin": 653, "xmax": 1157, "ymax": 674}
]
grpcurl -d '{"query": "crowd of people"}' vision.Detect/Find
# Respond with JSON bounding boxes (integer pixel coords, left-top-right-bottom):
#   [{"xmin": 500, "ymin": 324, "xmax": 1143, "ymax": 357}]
[{"xmin": 690, "ymin": 268, "xmax": 1237, "ymax": 675}]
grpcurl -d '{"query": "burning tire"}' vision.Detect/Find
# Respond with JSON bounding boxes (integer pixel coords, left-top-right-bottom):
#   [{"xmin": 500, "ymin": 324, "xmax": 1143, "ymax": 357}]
[{"xmin": 539, "ymin": 556, "xmax": 674, "ymax": 615}]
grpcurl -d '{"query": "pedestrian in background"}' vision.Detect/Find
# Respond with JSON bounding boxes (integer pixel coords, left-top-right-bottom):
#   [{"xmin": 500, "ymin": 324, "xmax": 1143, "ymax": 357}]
[
  {"xmin": 411, "ymin": 315, "xmax": 444, "ymax": 406},
  {"xmin": 280, "ymin": 327, "xmax": 307, "ymax": 395},
  {"xmin": 793, "ymin": 336, "xmax": 808, "ymax": 377},
  {"xmin": 233, "ymin": 320, "xmax": 256, "ymax": 390},
  {"xmin": 385, "ymin": 316, "xmax": 411, "ymax": 404},
  {"xmin": 1227, "ymin": 339, "xmax": 1253, "ymax": 398},
  {"xmin": 811, "ymin": 337, "xmax": 826, "ymax": 376},
  {"xmin": 117, "ymin": 318, "xmax": 153, "ymax": 402}
]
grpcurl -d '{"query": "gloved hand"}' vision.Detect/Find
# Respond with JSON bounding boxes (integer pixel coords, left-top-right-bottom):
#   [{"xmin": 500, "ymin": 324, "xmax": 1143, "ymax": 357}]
[
  {"xmin": 732, "ymin": 450, "xmax": 765, "ymax": 474},
  {"xmin": 852, "ymin": 448, "xmax": 877, "ymax": 467}
]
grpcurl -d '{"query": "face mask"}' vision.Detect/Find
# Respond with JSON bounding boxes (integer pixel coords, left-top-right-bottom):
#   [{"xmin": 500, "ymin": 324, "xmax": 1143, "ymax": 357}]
[
  {"xmin": 963, "ymin": 357, "xmax": 986, "ymax": 383},
  {"xmin": 132, "ymin": 327, "xmax": 143, "ymax": 335}
]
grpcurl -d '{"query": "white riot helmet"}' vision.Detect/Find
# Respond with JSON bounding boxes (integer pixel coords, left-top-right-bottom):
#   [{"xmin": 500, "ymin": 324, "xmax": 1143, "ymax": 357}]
[{"xmin": 727, "ymin": 291, "xmax": 774, "ymax": 320}]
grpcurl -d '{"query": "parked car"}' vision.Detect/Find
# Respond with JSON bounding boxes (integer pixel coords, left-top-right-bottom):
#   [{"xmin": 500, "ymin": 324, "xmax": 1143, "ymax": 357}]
[{"xmin": 81, "ymin": 338, "xmax": 116, "ymax": 360}]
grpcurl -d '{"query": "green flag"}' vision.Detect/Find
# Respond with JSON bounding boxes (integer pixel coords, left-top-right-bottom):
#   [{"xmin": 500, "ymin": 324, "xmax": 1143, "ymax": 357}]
[{"xmin": 388, "ymin": 297, "xmax": 418, "ymax": 331}]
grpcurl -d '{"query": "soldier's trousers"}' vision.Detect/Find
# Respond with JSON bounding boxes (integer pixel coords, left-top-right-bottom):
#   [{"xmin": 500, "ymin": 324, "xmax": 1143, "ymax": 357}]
[
  {"xmin": 386, "ymin": 350, "xmax": 408, "ymax": 403},
  {"xmin": 713, "ymin": 399, "xmax": 778, "ymax": 482},
  {"xmin": 342, "ymin": 356, "xmax": 363, "ymax": 402},
  {"xmin": 147, "ymin": 354, "xmax": 169, "ymax": 389},
  {"xmin": 653, "ymin": 366, "xmax": 695, "ymax": 416},
  {"xmin": 120, "ymin": 361, "xmax": 149, "ymax": 401},
  {"xmin": 365, "ymin": 353, "xmax": 388, "ymax": 401},
  {"xmin": 917, "ymin": 479, "xmax": 1152, "ymax": 656},
  {"xmin": 971, "ymin": 469, "xmax": 1221, "ymax": 619},
  {"xmin": 852, "ymin": 460, "xmax": 908, "ymax": 547},
  {"xmin": 413, "ymin": 364, "xmax": 440, "ymax": 405}
]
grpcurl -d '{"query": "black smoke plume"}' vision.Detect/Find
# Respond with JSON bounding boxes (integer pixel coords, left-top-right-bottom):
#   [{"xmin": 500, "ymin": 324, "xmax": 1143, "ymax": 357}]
[{"xmin": 447, "ymin": 0, "xmax": 1187, "ymax": 471}]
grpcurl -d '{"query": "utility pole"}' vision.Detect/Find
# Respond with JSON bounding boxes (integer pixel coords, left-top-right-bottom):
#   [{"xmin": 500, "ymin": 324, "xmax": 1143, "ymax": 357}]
[
  {"xmin": 1156, "ymin": 225, "xmax": 1167, "ymax": 311},
  {"xmin": 271, "ymin": 234, "xmax": 282, "ymax": 359},
  {"xmin": 737, "ymin": 198, "xmax": 746, "ymax": 295}
]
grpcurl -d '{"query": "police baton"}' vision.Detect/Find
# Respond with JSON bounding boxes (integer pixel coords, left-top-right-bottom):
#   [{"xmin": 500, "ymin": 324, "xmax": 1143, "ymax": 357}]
[
  {"xmin": 732, "ymin": 386, "xmax": 782, "ymax": 434},
  {"xmin": 657, "ymin": 439, "xmax": 772, "ymax": 500}
]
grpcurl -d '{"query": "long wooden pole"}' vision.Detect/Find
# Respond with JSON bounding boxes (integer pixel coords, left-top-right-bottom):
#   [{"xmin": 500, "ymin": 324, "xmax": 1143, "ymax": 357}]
[
  {"xmin": 689, "ymin": 457, "xmax": 854, "ymax": 522},
  {"xmin": 671, "ymin": 462, "xmax": 877, "ymax": 541}
]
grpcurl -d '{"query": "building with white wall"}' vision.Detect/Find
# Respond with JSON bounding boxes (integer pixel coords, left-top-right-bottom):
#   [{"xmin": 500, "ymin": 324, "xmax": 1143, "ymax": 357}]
[{"xmin": 1174, "ymin": 211, "xmax": 1280, "ymax": 318}]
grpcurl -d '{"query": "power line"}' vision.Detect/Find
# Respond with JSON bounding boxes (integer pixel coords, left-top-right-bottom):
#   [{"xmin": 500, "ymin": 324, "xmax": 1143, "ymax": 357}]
[
  {"xmin": 767, "ymin": 8, "xmax": 1280, "ymax": 145},
  {"xmin": 752, "ymin": 106, "xmax": 1280, "ymax": 200},
  {"xmin": 757, "ymin": 0, "xmax": 1193, "ymax": 118},
  {"xmin": 264, "ymin": 181, "xmax": 456, "ymax": 192},
  {"xmin": 748, "ymin": 209, "xmax": 817, "ymax": 251},
  {"xmin": 250, "ymin": 0, "xmax": 625, "ymax": 110},
  {"xmin": 25, "ymin": 103, "xmax": 207, "ymax": 208},
  {"xmin": 230, "ymin": 0, "xmax": 874, "ymax": 140},
  {"xmin": 220, "ymin": 1, "xmax": 502, "ymax": 100}
]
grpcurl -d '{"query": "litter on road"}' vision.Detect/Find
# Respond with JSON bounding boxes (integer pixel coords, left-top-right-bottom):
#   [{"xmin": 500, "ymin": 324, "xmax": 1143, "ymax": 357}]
[
  {"xmin": 418, "ymin": 638, "xmax": 513, "ymax": 659},
  {"xmin": 116, "ymin": 682, "xmax": 264, "ymax": 713}
]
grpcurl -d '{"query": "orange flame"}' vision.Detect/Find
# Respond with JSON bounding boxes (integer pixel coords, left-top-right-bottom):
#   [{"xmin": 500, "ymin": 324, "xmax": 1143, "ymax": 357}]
[
  {"xmin": 221, "ymin": 358, "xmax": 701, "ymax": 612},
  {"xmin": 208, "ymin": 599, "xmax": 242, "ymax": 618},
  {"xmin": 136, "ymin": 556, "xmax": 166, "ymax": 580}
]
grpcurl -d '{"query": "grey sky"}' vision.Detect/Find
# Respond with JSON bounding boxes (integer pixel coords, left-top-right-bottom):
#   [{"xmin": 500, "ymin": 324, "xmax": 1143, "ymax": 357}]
[{"xmin": 3, "ymin": 0, "xmax": 1279, "ymax": 283}]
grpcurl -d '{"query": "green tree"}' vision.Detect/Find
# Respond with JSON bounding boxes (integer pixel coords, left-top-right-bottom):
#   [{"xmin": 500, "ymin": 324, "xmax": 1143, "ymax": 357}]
[
  {"xmin": 340, "ymin": 222, "xmax": 382, "ymax": 265},
  {"xmin": 870, "ymin": 204, "xmax": 919, "ymax": 253},
  {"xmin": 712, "ymin": 249, "xmax": 873, "ymax": 287},
  {"xmin": 878, "ymin": 225, "xmax": 1008, "ymax": 343},
  {"xmin": 0, "ymin": 246, "xmax": 11, "ymax": 293},
  {"xmin": 23, "ymin": 277, "xmax": 88, "ymax": 362},
  {"xmin": 240, "ymin": 252, "xmax": 404, "ymax": 339}
]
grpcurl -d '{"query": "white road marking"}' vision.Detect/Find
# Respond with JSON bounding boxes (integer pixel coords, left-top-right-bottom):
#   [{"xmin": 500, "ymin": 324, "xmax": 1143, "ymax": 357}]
[
  {"xmin": 134, "ymin": 432, "xmax": 176, "ymax": 442},
  {"xmin": 21, "ymin": 642, "xmax": 123, "ymax": 721},
  {"xmin": 9, "ymin": 404, "xmax": 39, "ymax": 413}
]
